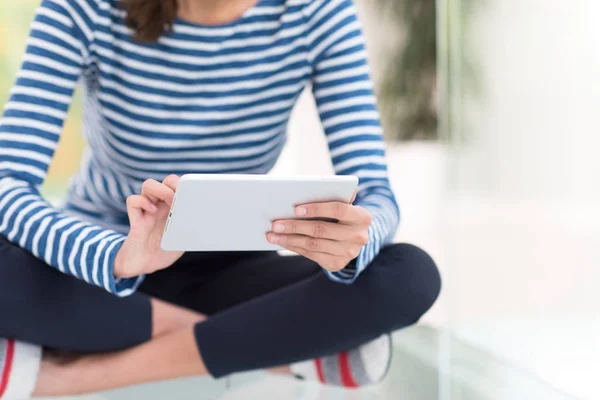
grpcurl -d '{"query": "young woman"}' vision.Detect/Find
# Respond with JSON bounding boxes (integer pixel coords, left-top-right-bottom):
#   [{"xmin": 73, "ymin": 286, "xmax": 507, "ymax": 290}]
[{"xmin": 0, "ymin": 0, "xmax": 441, "ymax": 397}]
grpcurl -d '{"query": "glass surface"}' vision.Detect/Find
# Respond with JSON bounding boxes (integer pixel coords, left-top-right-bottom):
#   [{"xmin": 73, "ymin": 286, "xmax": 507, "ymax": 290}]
[{"xmin": 39, "ymin": 326, "xmax": 574, "ymax": 400}]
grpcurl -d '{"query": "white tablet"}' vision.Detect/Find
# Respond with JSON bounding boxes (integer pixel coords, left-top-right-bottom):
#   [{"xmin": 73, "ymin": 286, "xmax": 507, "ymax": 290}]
[{"xmin": 161, "ymin": 174, "xmax": 358, "ymax": 252}]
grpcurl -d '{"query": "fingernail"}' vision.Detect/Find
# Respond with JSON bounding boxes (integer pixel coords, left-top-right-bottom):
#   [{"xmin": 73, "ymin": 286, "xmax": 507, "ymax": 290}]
[
  {"xmin": 268, "ymin": 234, "xmax": 280, "ymax": 244},
  {"xmin": 296, "ymin": 207, "xmax": 307, "ymax": 216},
  {"xmin": 273, "ymin": 223, "xmax": 285, "ymax": 233}
]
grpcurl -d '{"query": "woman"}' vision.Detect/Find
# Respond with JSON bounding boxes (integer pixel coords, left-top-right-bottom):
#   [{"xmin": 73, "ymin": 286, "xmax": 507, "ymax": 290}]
[{"xmin": 0, "ymin": 0, "xmax": 441, "ymax": 397}]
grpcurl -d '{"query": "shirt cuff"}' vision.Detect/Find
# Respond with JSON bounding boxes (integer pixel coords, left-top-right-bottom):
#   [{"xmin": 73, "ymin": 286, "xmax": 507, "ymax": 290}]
[{"xmin": 324, "ymin": 259, "xmax": 359, "ymax": 284}]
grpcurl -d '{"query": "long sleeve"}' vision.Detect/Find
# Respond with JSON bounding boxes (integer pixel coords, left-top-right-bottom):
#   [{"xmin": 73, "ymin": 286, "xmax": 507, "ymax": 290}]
[
  {"xmin": 0, "ymin": 0, "xmax": 143, "ymax": 296},
  {"xmin": 306, "ymin": 0, "xmax": 400, "ymax": 283}
]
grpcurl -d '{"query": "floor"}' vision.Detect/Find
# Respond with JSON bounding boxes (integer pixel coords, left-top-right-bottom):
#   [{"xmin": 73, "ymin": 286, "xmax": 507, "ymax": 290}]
[{"xmin": 41, "ymin": 325, "xmax": 575, "ymax": 400}]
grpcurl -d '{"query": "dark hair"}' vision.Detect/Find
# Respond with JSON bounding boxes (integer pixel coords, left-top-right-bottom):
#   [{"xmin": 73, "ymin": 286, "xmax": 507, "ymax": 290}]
[{"xmin": 122, "ymin": 0, "xmax": 178, "ymax": 42}]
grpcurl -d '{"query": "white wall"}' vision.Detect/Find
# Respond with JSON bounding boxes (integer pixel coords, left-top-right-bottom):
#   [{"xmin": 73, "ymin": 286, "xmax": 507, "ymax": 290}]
[
  {"xmin": 445, "ymin": 1, "xmax": 600, "ymax": 397},
  {"xmin": 449, "ymin": 0, "xmax": 600, "ymax": 321},
  {"xmin": 455, "ymin": 0, "xmax": 600, "ymax": 203}
]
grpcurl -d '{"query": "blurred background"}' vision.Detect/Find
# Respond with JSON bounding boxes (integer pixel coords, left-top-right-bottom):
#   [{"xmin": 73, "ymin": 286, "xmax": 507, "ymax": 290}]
[{"xmin": 1, "ymin": 0, "xmax": 599, "ymax": 399}]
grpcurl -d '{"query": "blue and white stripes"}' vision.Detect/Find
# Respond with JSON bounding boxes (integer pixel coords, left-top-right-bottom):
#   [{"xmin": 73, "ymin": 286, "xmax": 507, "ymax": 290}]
[{"xmin": 0, "ymin": 0, "xmax": 399, "ymax": 295}]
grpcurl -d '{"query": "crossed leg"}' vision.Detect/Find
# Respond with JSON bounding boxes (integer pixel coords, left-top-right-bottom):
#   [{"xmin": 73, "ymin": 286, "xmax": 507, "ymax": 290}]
[{"xmin": 0, "ymin": 236, "xmax": 441, "ymax": 397}]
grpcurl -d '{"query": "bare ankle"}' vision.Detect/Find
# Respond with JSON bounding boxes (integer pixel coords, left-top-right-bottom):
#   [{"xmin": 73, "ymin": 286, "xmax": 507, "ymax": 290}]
[
  {"xmin": 151, "ymin": 298, "xmax": 207, "ymax": 338},
  {"xmin": 268, "ymin": 366, "xmax": 293, "ymax": 376},
  {"xmin": 33, "ymin": 351, "xmax": 85, "ymax": 397}
]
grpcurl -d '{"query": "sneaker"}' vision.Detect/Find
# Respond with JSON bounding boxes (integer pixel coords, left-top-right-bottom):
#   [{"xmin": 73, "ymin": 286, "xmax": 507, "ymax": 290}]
[
  {"xmin": 291, "ymin": 334, "xmax": 393, "ymax": 388},
  {"xmin": 0, "ymin": 339, "xmax": 41, "ymax": 400}
]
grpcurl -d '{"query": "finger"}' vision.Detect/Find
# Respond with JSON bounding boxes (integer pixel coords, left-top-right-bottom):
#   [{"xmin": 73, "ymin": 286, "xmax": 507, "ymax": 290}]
[
  {"xmin": 350, "ymin": 189, "xmax": 358, "ymax": 204},
  {"xmin": 272, "ymin": 220, "xmax": 368, "ymax": 245},
  {"xmin": 141, "ymin": 179, "xmax": 175, "ymax": 205},
  {"xmin": 127, "ymin": 195, "xmax": 158, "ymax": 213},
  {"xmin": 162, "ymin": 174, "xmax": 180, "ymax": 192},
  {"xmin": 295, "ymin": 202, "xmax": 371, "ymax": 225},
  {"xmin": 126, "ymin": 195, "xmax": 157, "ymax": 224},
  {"xmin": 285, "ymin": 246, "xmax": 349, "ymax": 272},
  {"xmin": 267, "ymin": 233, "xmax": 349, "ymax": 257}
]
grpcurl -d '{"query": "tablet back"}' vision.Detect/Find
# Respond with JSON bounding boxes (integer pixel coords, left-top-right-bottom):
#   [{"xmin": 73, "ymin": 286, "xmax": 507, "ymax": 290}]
[{"xmin": 161, "ymin": 174, "xmax": 358, "ymax": 251}]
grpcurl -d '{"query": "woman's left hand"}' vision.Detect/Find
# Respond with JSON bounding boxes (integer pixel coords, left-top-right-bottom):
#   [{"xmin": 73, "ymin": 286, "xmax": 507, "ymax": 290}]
[{"xmin": 267, "ymin": 201, "xmax": 372, "ymax": 272}]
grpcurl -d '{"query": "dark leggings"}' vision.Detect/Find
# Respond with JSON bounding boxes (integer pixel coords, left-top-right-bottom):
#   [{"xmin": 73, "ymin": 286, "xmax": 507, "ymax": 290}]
[{"xmin": 0, "ymin": 235, "xmax": 441, "ymax": 378}]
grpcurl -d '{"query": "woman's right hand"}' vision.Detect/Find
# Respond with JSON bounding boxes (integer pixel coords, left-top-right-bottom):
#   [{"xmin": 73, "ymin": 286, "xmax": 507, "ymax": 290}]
[{"xmin": 114, "ymin": 175, "xmax": 184, "ymax": 279}]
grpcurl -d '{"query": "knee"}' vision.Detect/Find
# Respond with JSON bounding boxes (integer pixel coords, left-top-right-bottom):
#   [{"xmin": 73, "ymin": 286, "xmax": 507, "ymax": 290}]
[
  {"xmin": 366, "ymin": 243, "xmax": 442, "ymax": 330},
  {"xmin": 397, "ymin": 244, "xmax": 442, "ymax": 319}
]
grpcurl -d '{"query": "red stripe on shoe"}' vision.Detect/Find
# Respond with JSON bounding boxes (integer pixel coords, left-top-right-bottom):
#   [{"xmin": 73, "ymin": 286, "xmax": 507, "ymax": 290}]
[
  {"xmin": 339, "ymin": 351, "xmax": 359, "ymax": 388},
  {"xmin": 314, "ymin": 358, "xmax": 326, "ymax": 384},
  {"xmin": 0, "ymin": 340, "xmax": 15, "ymax": 398}
]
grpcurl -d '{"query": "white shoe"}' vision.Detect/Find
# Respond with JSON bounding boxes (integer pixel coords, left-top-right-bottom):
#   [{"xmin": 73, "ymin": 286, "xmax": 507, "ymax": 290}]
[
  {"xmin": 0, "ymin": 339, "xmax": 42, "ymax": 400},
  {"xmin": 290, "ymin": 334, "xmax": 393, "ymax": 388}
]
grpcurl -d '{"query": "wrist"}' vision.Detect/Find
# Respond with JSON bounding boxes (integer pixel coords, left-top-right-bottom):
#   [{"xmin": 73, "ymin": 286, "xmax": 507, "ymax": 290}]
[{"xmin": 113, "ymin": 240, "xmax": 132, "ymax": 278}]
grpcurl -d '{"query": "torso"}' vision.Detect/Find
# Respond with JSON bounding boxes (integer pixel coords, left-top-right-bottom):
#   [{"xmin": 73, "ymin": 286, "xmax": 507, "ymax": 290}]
[{"xmin": 67, "ymin": 0, "xmax": 313, "ymax": 230}]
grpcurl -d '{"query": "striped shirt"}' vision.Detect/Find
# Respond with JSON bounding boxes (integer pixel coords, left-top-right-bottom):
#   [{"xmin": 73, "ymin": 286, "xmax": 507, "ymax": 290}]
[{"xmin": 0, "ymin": 0, "xmax": 399, "ymax": 297}]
